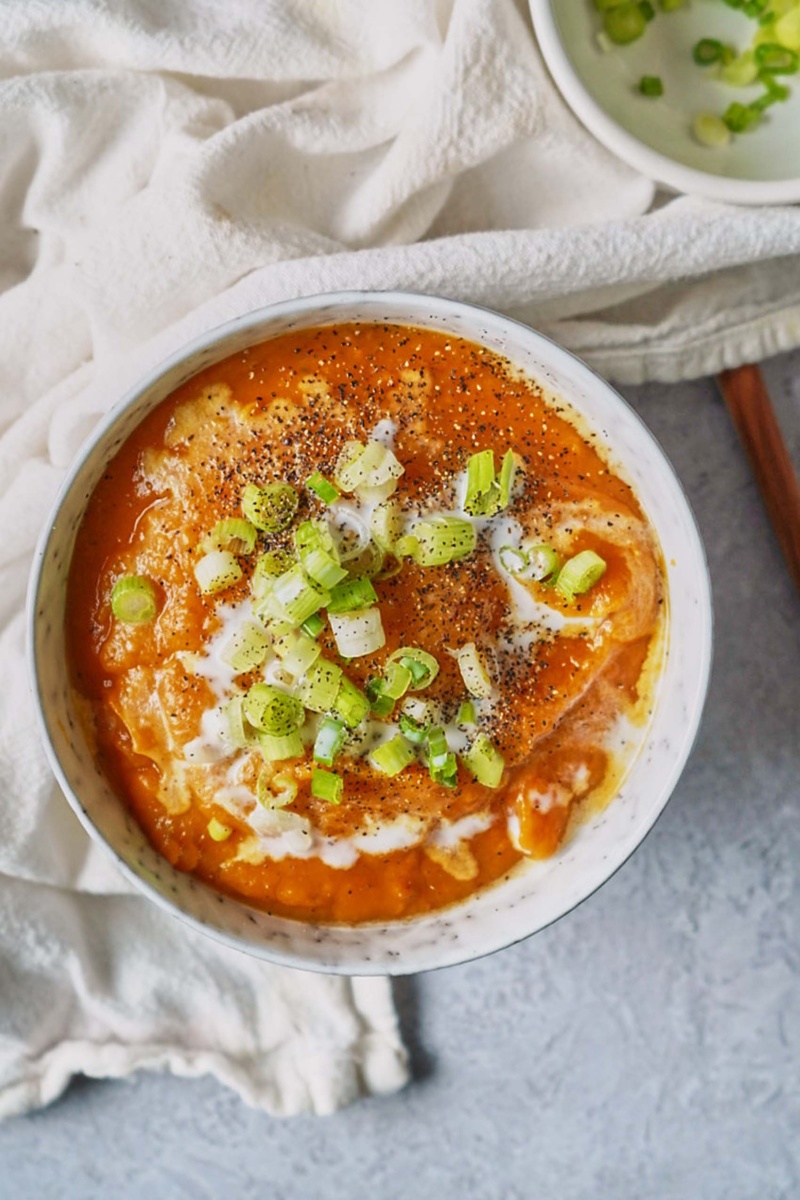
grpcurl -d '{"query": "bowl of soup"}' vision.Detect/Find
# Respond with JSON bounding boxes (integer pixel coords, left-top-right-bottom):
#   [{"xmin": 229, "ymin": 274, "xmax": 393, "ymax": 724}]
[{"xmin": 28, "ymin": 292, "xmax": 712, "ymax": 974}]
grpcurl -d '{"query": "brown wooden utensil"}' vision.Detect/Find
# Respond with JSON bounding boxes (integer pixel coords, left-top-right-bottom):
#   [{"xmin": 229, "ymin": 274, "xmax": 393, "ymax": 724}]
[{"xmin": 717, "ymin": 363, "xmax": 800, "ymax": 598}]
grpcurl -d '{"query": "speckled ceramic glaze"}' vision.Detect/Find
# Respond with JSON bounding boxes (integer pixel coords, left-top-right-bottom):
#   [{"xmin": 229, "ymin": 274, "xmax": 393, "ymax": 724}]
[{"xmin": 28, "ymin": 292, "xmax": 712, "ymax": 975}]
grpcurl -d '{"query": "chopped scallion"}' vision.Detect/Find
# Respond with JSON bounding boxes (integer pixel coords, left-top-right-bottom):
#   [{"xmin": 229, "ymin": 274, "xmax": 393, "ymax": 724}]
[
  {"xmin": 301, "ymin": 612, "xmax": 326, "ymax": 639},
  {"xmin": 327, "ymin": 576, "xmax": 378, "ymax": 613},
  {"xmin": 311, "ymin": 767, "xmax": 344, "ymax": 805},
  {"xmin": 207, "ymin": 817, "xmax": 232, "ymax": 842},
  {"xmin": 243, "ymin": 683, "xmax": 304, "ymax": 736},
  {"xmin": 241, "ymin": 481, "xmax": 298, "ymax": 533},
  {"xmin": 370, "ymin": 735, "xmax": 415, "ymax": 777},
  {"xmin": 313, "ymin": 717, "xmax": 346, "ymax": 767},
  {"xmin": 299, "ymin": 659, "xmax": 343, "ymax": 713},
  {"xmin": 204, "ymin": 517, "xmax": 258, "ymax": 555},
  {"xmin": 333, "ymin": 676, "xmax": 370, "ymax": 728},
  {"xmin": 306, "ymin": 471, "xmax": 340, "ymax": 504},
  {"xmin": 639, "ymin": 74, "xmax": 664, "ymax": 96},
  {"xmin": 110, "ymin": 575, "xmax": 159, "ymax": 623},
  {"xmin": 387, "ymin": 647, "xmax": 439, "ymax": 690},
  {"xmin": 400, "ymin": 517, "xmax": 476, "ymax": 567},
  {"xmin": 461, "ymin": 733, "xmax": 505, "ymax": 789},
  {"xmin": 259, "ymin": 730, "xmax": 304, "ymax": 761},
  {"xmin": 455, "ymin": 642, "xmax": 493, "ymax": 698},
  {"xmin": 554, "ymin": 550, "xmax": 607, "ymax": 599},
  {"xmin": 193, "ymin": 550, "xmax": 243, "ymax": 596}
]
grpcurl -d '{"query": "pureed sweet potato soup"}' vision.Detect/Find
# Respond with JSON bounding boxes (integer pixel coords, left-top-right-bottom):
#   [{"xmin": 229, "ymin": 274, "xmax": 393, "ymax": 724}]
[{"xmin": 67, "ymin": 323, "xmax": 665, "ymax": 924}]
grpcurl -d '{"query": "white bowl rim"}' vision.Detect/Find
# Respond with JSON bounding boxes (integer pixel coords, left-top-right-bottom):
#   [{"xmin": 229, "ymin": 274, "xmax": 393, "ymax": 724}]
[
  {"xmin": 532, "ymin": 0, "xmax": 800, "ymax": 207},
  {"xmin": 27, "ymin": 288, "xmax": 713, "ymax": 975}
]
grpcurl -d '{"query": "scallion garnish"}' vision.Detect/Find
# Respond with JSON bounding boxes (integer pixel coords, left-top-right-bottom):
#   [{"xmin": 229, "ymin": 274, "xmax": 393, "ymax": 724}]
[
  {"xmin": 329, "ymin": 608, "xmax": 386, "ymax": 658},
  {"xmin": 193, "ymin": 550, "xmax": 243, "ymax": 596},
  {"xmin": 264, "ymin": 564, "xmax": 330, "ymax": 626},
  {"xmin": 327, "ymin": 577, "xmax": 378, "ymax": 613},
  {"xmin": 259, "ymin": 730, "xmax": 304, "ymax": 761},
  {"xmin": 306, "ymin": 471, "xmax": 340, "ymax": 504},
  {"xmin": 333, "ymin": 676, "xmax": 370, "ymax": 728},
  {"xmin": 457, "ymin": 700, "xmax": 477, "ymax": 726},
  {"xmin": 204, "ymin": 517, "xmax": 258, "ymax": 555},
  {"xmin": 639, "ymin": 74, "xmax": 664, "ymax": 96},
  {"xmin": 280, "ymin": 630, "xmax": 322, "ymax": 678},
  {"xmin": 241, "ymin": 481, "xmax": 298, "ymax": 533},
  {"xmin": 454, "ymin": 643, "xmax": 493, "ymax": 698},
  {"xmin": 110, "ymin": 575, "xmax": 159, "ymax": 623},
  {"xmin": 461, "ymin": 733, "xmax": 505, "ymax": 789},
  {"xmin": 313, "ymin": 717, "xmax": 346, "ymax": 767},
  {"xmin": 370, "ymin": 736, "xmax": 415, "ymax": 777},
  {"xmin": 554, "ymin": 550, "xmax": 607, "ymax": 600},
  {"xmin": 311, "ymin": 767, "xmax": 344, "ymax": 804},
  {"xmin": 397, "ymin": 517, "xmax": 476, "ymax": 567},
  {"xmin": 301, "ymin": 612, "xmax": 326, "ymax": 639},
  {"xmin": 426, "ymin": 727, "xmax": 457, "ymax": 788},
  {"xmin": 221, "ymin": 620, "xmax": 272, "ymax": 672},
  {"xmin": 294, "ymin": 520, "xmax": 348, "ymax": 589},
  {"xmin": 754, "ymin": 42, "xmax": 799, "ymax": 73},
  {"xmin": 693, "ymin": 37, "xmax": 726, "ymax": 65},
  {"xmin": 387, "ymin": 647, "xmax": 439, "ymax": 690},
  {"xmin": 243, "ymin": 683, "xmax": 304, "ymax": 736},
  {"xmin": 464, "ymin": 449, "xmax": 499, "ymax": 516},
  {"xmin": 298, "ymin": 659, "xmax": 343, "ymax": 713},
  {"xmin": 256, "ymin": 768, "xmax": 297, "ymax": 809}
]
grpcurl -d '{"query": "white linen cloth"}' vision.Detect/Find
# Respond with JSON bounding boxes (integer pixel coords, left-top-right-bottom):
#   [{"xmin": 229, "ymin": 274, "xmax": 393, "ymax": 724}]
[{"xmin": 2, "ymin": 0, "xmax": 799, "ymax": 1120}]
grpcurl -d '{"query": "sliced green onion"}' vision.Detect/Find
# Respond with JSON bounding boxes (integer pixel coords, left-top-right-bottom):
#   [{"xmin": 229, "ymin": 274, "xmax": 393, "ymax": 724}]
[
  {"xmin": 251, "ymin": 549, "xmax": 296, "ymax": 598},
  {"xmin": 370, "ymin": 501, "xmax": 402, "ymax": 552},
  {"xmin": 398, "ymin": 712, "xmax": 428, "ymax": 744},
  {"xmin": 383, "ymin": 660, "xmax": 412, "ymax": 700},
  {"xmin": 306, "ymin": 471, "xmax": 340, "ymax": 504},
  {"xmin": 399, "ymin": 517, "xmax": 476, "ymax": 567},
  {"xmin": 241, "ymin": 481, "xmax": 298, "ymax": 533},
  {"xmin": 266, "ymin": 564, "xmax": 330, "ymax": 626},
  {"xmin": 193, "ymin": 550, "xmax": 243, "ymax": 595},
  {"xmin": 721, "ymin": 51, "xmax": 759, "ymax": 87},
  {"xmin": 366, "ymin": 680, "xmax": 395, "ymax": 717},
  {"xmin": 295, "ymin": 519, "xmax": 348, "ymax": 589},
  {"xmin": 775, "ymin": 8, "xmax": 800, "ymax": 51},
  {"xmin": 301, "ymin": 612, "xmax": 326, "ymax": 639},
  {"xmin": 260, "ymin": 730, "xmax": 304, "ymax": 761},
  {"xmin": 723, "ymin": 101, "xmax": 761, "ymax": 133},
  {"xmin": 526, "ymin": 543, "xmax": 561, "ymax": 582},
  {"xmin": 457, "ymin": 699, "xmax": 477, "ymax": 726},
  {"xmin": 110, "ymin": 575, "xmax": 159, "ymax": 623},
  {"xmin": 370, "ymin": 735, "xmax": 415, "ymax": 777},
  {"xmin": 426, "ymin": 726, "xmax": 450, "ymax": 767},
  {"xmin": 221, "ymin": 695, "xmax": 250, "ymax": 749},
  {"xmin": 207, "ymin": 817, "xmax": 232, "ymax": 842},
  {"xmin": 327, "ymin": 577, "xmax": 378, "ymax": 613},
  {"xmin": 461, "ymin": 733, "xmax": 505, "ymax": 789},
  {"xmin": 464, "ymin": 449, "xmax": 499, "ymax": 516},
  {"xmin": 693, "ymin": 38, "xmax": 725, "ymax": 65},
  {"xmin": 281, "ymin": 630, "xmax": 322, "ymax": 678},
  {"xmin": 603, "ymin": 3, "xmax": 648, "ymax": 44},
  {"xmin": 659, "ymin": 0, "xmax": 685, "ymax": 11},
  {"xmin": 430, "ymin": 752, "xmax": 458, "ymax": 788},
  {"xmin": 335, "ymin": 439, "xmax": 404, "ymax": 494},
  {"xmin": 755, "ymin": 42, "xmax": 799, "ymax": 73},
  {"xmin": 455, "ymin": 642, "xmax": 493, "ymax": 698},
  {"xmin": 499, "ymin": 546, "xmax": 528, "ymax": 575},
  {"xmin": 221, "ymin": 620, "xmax": 272, "ymax": 672},
  {"xmin": 692, "ymin": 112, "xmax": 732, "ymax": 147},
  {"xmin": 498, "ymin": 450, "xmax": 518, "ymax": 508},
  {"xmin": 401, "ymin": 697, "xmax": 441, "ymax": 725},
  {"xmin": 244, "ymin": 683, "xmax": 305, "ymax": 735},
  {"xmin": 204, "ymin": 518, "xmax": 258, "ymax": 555},
  {"xmin": 329, "ymin": 608, "xmax": 385, "ymax": 658},
  {"xmin": 313, "ymin": 716, "xmax": 346, "ymax": 767},
  {"xmin": 334, "ymin": 676, "xmax": 370, "ymax": 728},
  {"xmin": 311, "ymin": 767, "xmax": 344, "ymax": 805},
  {"xmin": 555, "ymin": 550, "xmax": 607, "ymax": 600},
  {"xmin": 344, "ymin": 540, "xmax": 385, "ymax": 579},
  {"xmin": 298, "ymin": 658, "xmax": 343, "ymax": 713},
  {"xmin": 387, "ymin": 647, "xmax": 439, "ymax": 690},
  {"xmin": 256, "ymin": 768, "xmax": 297, "ymax": 809},
  {"xmin": 639, "ymin": 74, "xmax": 664, "ymax": 96}
]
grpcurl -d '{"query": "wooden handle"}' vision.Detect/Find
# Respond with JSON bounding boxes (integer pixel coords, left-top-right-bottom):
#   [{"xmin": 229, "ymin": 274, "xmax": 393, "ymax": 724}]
[{"xmin": 717, "ymin": 363, "xmax": 800, "ymax": 598}]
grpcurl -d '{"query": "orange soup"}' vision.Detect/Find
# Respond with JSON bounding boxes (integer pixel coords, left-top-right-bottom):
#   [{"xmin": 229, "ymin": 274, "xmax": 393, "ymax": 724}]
[{"xmin": 66, "ymin": 323, "xmax": 665, "ymax": 924}]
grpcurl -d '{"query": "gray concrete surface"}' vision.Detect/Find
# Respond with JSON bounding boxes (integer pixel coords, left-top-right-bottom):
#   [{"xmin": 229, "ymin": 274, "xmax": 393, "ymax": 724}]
[{"xmin": 1, "ymin": 353, "xmax": 798, "ymax": 1200}]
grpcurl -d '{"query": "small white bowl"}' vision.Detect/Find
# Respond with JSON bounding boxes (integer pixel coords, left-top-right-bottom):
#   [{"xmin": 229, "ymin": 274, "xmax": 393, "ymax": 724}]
[
  {"xmin": 532, "ymin": 0, "xmax": 800, "ymax": 205},
  {"xmin": 28, "ymin": 292, "xmax": 712, "ymax": 975}
]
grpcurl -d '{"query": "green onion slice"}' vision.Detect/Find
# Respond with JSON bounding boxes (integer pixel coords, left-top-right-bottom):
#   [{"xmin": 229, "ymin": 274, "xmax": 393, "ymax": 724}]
[
  {"xmin": 692, "ymin": 112, "xmax": 732, "ymax": 147},
  {"xmin": 639, "ymin": 74, "xmax": 664, "ymax": 96},
  {"xmin": 306, "ymin": 471, "xmax": 340, "ymax": 504},
  {"xmin": 461, "ymin": 733, "xmax": 505, "ymax": 789},
  {"xmin": 398, "ymin": 517, "xmax": 476, "ymax": 567},
  {"xmin": 260, "ymin": 730, "xmax": 304, "ymax": 762},
  {"xmin": 693, "ymin": 37, "xmax": 725, "ymax": 65},
  {"xmin": 241, "ymin": 481, "xmax": 299, "ymax": 533},
  {"xmin": 265, "ymin": 564, "xmax": 330, "ymax": 626},
  {"xmin": 754, "ymin": 43, "xmax": 799, "ymax": 74},
  {"xmin": 555, "ymin": 550, "xmax": 607, "ymax": 600},
  {"xmin": 457, "ymin": 699, "xmax": 477, "ymax": 726},
  {"xmin": 193, "ymin": 550, "xmax": 243, "ymax": 596},
  {"xmin": 498, "ymin": 450, "xmax": 518, "ymax": 509},
  {"xmin": 333, "ymin": 676, "xmax": 370, "ymax": 728},
  {"xmin": 244, "ymin": 683, "xmax": 305, "ymax": 736},
  {"xmin": 327, "ymin": 576, "xmax": 378, "ymax": 613},
  {"xmin": 366, "ymin": 681, "xmax": 395, "ymax": 717},
  {"xmin": 603, "ymin": 4, "xmax": 648, "ymax": 44},
  {"xmin": 301, "ymin": 612, "xmax": 326, "ymax": 639},
  {"xmin": 370, "ymin": 735, "xmax": 416, "ymax": 777},
  {"xmin": 221, "ymin": 695, "xmax": 251, "ymax": 749},
  {"xmin": 329, "ymin": 609, "xmax": 385, "ymax": 658},
  {"xmin": 294, "ymin": 519, "xmax": 348, "ymax": 589},
  {"xmin": 221, "ymin": 620, "xmax": 272, "ymax": 672},
  {"xmin": 281, "ymin": 630, "xmax": 322, "ymax": 678},
  {"xmin": 110, "ymin": 575, "xmax": 159, "ymax": 623},
  {"xmin": 525, "ymin": 544, "xmax": 561, "ymax": 582},
  {"xmin": 204, "ymin": 518, "xmax": 258, "ymax": 556},
  {"xmin": 311, "ymin": 767, "xmax": 344, "ymax": 805},
  {"xmin": 256, "ymin": 768, "xmax": 298, "ymax": 810},
  {"xmin": 370, "ymin": 501, "xmax": 402, "ymax": 552},
  {"xmin": 298, "ymin": 659, "xmax": 343, "ymax": 713},
  {"xmin": 454, "ymin": 642, "xmax": 493, "ymax": 698},
  {"xmin": 313, "ymin": 717, "xmax": 346, "ymax": 767},
  {"xmin": 464, "ymin": 449, "xmax": 500, "ymax": 516},
  {"xmin": 251, "ymin": 550, "xmax": 296, "ymax": 599},
  {"xmin": 398, "ymin": 711, "xmax": 428, "ymax": 744},
  {"xmin": 387, "ymin": 647, "xmax": 439, "ymax": 690}
]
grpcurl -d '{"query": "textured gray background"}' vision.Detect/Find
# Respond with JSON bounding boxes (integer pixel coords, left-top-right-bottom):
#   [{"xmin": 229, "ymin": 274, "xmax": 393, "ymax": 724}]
[{"xmin": 1, "ymin": 352, "xmax": 799, "ymax": 1200}]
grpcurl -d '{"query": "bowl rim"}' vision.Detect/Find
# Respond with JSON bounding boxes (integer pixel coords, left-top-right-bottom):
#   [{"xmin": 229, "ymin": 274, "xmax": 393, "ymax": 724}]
[
  {"xmin": 28, "ymin": 288, "xmax": 713, "ymax": 974},
  {"xmin": 532, "ymin": 0, "xmax": 800, "ymax": 207}
]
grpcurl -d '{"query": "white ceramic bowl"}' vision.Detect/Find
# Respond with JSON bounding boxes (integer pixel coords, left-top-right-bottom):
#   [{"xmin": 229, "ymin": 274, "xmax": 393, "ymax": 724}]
[
  {"xmin": 28, "ymin": 292, "xmax": 712, "ymax": 975},
  {"xmin": 532, "ymin": 0, "xmax": 800, "ymax": 205}
]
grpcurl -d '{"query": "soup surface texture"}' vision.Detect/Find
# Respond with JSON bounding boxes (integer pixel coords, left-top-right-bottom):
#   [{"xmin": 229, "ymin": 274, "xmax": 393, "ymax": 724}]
[{"xmin": 67, "ymin": 323, "xmax": 665, "ymax": 924}]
